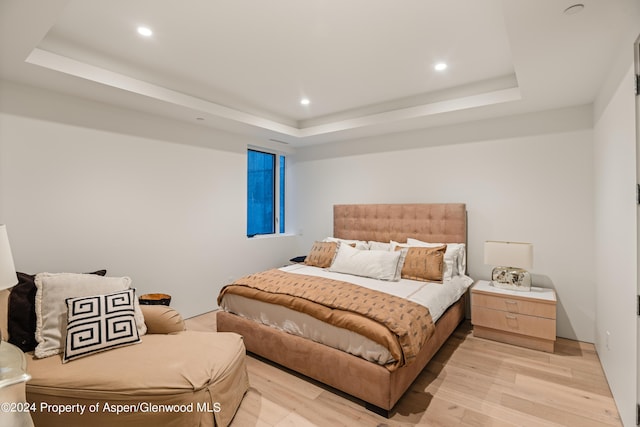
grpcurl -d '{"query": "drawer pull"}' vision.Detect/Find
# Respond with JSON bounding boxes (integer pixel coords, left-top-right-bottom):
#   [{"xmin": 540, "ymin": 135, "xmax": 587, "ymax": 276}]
[
  {"xmin": 505, "ymin": 314, "xmax": 517, "ymax": 320},
  {"xmin": 504, "ymin": 300, "xmax": 518, "ymax": 313}
]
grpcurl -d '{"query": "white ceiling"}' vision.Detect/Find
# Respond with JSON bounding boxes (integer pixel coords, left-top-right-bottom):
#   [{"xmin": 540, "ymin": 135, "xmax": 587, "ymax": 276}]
[{"xmin": 0, "ymin": 0, "xmax": 638, "ymax": 146}]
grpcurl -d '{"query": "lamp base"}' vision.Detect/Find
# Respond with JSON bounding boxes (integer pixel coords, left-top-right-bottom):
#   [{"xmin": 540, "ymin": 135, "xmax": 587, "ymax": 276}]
[{"xmin": 491, "ymin": 267, "xmax": 531, "ymax": 291}]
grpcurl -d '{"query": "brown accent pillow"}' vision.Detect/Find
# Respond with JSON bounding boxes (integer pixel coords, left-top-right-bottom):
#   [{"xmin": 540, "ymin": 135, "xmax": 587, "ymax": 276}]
[
  {"xmin": 304, "ymin": 241, "xmax": 338, "ymax": 268},
  {"xmin": 398, "ymin": 245, "xmax": 447, "ymax": 283},
  {"xmin": 8, "ymin": 269, "xmax": 107, "ymax": 352}
]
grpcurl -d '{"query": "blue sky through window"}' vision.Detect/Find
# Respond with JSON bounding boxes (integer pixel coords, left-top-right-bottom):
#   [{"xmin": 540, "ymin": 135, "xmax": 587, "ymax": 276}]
[{"xmin": 247, "ymin": 149, "xmax": 284, "ymax": 236}]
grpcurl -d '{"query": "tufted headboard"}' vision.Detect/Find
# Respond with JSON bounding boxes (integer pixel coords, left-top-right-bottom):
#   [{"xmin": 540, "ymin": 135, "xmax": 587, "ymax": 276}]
[{"xmin": 333, "ymin": 203, "xmax": 466, "ymax": 244}]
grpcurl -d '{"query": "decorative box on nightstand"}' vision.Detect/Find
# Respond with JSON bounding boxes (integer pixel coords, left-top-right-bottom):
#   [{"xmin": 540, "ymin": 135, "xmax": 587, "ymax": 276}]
[{"xmin": 471, "ymin": 280, "xmax": 557, "ymax": 352}]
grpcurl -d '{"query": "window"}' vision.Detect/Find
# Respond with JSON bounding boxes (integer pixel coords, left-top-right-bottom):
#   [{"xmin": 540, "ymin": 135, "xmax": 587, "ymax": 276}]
[
  {"xmin": 278, "ymin": 155, "xmax": 285, "ymax": 233},
  {"xmin": 247, "ymin": 149, "xmax": 285, "ymax": 236}
]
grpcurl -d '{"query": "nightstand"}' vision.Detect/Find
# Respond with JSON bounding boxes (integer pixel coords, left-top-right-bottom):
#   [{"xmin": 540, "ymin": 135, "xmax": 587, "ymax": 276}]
[
  {"xmin": 471, "ymin": 280, "xmax": 556, "ymax": 352},
  {"xmin": 0, "ymin": 341, "xmax": 34, "ymax": 427}
]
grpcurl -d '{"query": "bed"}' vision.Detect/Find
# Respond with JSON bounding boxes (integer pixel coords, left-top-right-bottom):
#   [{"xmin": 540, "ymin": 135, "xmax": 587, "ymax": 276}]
[{"xmin": 216, "ymin": 203, "xmax": 470, "ymax": 415}]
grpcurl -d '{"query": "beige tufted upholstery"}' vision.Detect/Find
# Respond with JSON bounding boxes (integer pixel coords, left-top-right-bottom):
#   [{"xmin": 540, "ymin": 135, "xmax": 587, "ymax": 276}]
[{"xmin": 333, "ymin": 203, "xmax": 466, "ymax": 244}]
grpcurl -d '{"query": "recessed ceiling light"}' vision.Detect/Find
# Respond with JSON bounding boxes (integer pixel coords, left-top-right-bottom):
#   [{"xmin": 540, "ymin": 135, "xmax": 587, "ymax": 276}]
[
  {"xmin": 434, "ymin": 62, "xmax": 447, "ymax": 71},
  {"xmin": 300, "ymin": 98, "xmax": 310, "ymax": 106},
  {"xmin": 563, "ymin": 4, "xmax": 584, "ymax": 15},
  {"xmin": 137, "ymin": 26, "xmax": 153, "ymax": 37}
]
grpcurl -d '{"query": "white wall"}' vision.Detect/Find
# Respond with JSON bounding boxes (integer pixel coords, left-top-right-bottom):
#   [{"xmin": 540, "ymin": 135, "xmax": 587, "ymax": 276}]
[
  {"xmin": 0, "ymin": 80, "xmax": 601, "ymax": 343},
  {"xmin": 292, "ymin": 106, "xmax": 595, "ymax": 342},
  {"xmin": 593, "ymin": 63, "xmax": 638, "ymax": 426},
  {"xmin": 0, "ymin": 81, "xmax": 298, "ymax": 318},
  {"xmin": 0, "ymin": 67, "xmax": 631, "ymax": 420}
]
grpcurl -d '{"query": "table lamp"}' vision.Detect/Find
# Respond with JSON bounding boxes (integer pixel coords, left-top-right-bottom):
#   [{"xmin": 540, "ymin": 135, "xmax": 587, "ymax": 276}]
[
  {"xmin": 0, "ymin": 225, "xmax": 18, "ymax": 344},
  {"xmin": 484, "ymin": 241, "xmax": 533, "ymax": 291}
]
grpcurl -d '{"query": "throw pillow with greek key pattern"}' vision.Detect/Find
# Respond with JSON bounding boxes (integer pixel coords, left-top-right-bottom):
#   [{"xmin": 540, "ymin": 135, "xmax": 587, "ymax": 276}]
[{"xmin": 63, "ymin": 289, "xmax": 140, "ymax": 363}]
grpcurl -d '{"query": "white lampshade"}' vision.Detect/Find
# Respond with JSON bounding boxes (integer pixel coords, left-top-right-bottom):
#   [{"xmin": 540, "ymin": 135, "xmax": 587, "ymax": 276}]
[
  {"xmin": 0, "ymin": 224, "xmax": 18, "ymax": 291},
  {"xmin": 484, "ymin": 241, "xmax": 533, "ymax": 270}
]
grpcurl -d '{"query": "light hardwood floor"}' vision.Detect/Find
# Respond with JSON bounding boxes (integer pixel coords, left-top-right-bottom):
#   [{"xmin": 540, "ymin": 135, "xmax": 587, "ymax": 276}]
[{"xmin": 186, "ymin": 312, "xmax": 621, "ymax": 427}]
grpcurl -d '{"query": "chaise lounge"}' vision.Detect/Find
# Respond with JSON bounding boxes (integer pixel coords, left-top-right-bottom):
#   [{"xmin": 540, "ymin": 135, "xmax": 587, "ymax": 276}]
[{"xmin": 0, "ymin": 272, "xmax": 249, "ymax": 427}]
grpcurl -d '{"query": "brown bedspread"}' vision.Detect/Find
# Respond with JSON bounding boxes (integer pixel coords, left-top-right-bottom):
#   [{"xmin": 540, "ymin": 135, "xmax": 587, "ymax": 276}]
[{"xmin": 217, "ymin": 269, "xmax": 435, "ymax": 370}]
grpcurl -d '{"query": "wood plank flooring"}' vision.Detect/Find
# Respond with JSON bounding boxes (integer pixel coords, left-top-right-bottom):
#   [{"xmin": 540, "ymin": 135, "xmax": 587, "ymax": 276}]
[{"xmin": 185, "ymin": 311, "xmax": 621, "ymax": 427}]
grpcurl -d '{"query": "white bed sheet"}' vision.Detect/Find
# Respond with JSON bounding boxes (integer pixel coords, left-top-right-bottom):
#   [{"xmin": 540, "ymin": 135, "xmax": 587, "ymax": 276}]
[{"xmin": 220, "ymin": 264, "xmax": 473, "ymax": 365}]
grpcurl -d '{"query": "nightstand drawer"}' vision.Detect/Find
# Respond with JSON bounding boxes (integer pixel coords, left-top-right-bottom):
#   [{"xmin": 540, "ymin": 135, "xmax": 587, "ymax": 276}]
[
  {"xmin": 472, "ymin": 293, "xmax": 556, "ymax": 319},
  {"xmin": 472, "ymin": 306, "xmax": 556, "ymax": 340}
]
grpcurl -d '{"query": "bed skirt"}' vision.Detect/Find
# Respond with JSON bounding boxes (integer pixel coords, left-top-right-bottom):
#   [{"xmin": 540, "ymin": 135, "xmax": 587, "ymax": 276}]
[{"xmin": 217, "ymin": 295, "xmax": 465, "ymax": 413}]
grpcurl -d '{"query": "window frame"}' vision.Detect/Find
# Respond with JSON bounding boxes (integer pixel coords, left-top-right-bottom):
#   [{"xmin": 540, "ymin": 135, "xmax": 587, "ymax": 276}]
[{"xmin": 246, "ymin": 147, "xmax": 286, "ymax": 237}]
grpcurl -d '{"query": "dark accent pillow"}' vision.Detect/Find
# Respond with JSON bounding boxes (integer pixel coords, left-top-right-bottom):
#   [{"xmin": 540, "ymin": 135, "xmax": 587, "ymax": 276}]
[{"xmin": 8, "ymin": 269, "xmax": 107, "ymax": 352}]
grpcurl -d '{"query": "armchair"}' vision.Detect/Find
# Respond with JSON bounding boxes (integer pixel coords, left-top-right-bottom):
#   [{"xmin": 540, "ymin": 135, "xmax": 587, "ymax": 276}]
[{"xmin": 1, "ymin": 288, "xmax": 249, "ymax": 427}]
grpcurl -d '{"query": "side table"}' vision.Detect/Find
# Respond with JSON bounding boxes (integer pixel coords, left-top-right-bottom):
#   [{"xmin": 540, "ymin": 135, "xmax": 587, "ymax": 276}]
[
  {"xmin": 0, "ymin": 341, "xmax": 34, "ymax": 427},
  {"xmin": 139, "ymin": 293, "xmax": 172, "ymax": 306},
  {"xmin": 471, "ymin": 280, "xmax": 557, "ymax": 352}
]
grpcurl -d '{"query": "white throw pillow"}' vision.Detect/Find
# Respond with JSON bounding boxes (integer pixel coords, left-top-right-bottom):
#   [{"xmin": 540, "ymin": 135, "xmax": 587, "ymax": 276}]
[
  {"xmin": 329, "ymin": 242, "xmax": 402, "ymax": 281},
  {"xmin": 323, "ymin": 237, "xmax": 370, "ymax": 250},
  {"xmin": 34, "ymin": 273, "xmax": 146, "ymax": 359},
  {"xmin": 368, "ymin": 241, "xmax": 392, "ymax": 251}
]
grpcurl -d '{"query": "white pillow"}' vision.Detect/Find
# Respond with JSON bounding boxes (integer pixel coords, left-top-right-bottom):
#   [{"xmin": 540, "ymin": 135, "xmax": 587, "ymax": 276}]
[
  {"xmin": 329, "ymin": 243, "xmax": 402, "ymax": 281},
  {"xmin": 368, "ymin": 241, "xmax": 392, "ymax": 251},
  {"xmin": 406, "ymin": 238, "xmax": 467, "ymax": 276},
  {"xmin": 35, "ymin": 273, "xmax": 147, "ymax": 359},
  {"xmin": 323, "ymin": 237, "xmax": 370, "ymax": 250}
]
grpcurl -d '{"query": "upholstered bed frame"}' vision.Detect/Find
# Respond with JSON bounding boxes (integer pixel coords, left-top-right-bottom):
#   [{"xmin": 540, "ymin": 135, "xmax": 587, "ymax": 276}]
[{"xmin": 217, "ymin": 203, "xmax": 467, "ymax": 415}]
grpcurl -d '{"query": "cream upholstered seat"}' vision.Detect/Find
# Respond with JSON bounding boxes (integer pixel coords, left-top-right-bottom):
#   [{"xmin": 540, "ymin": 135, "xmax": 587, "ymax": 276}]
[{"xmin": 1, "ymin": 291, "xmax": 249, "ymax": 427}]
